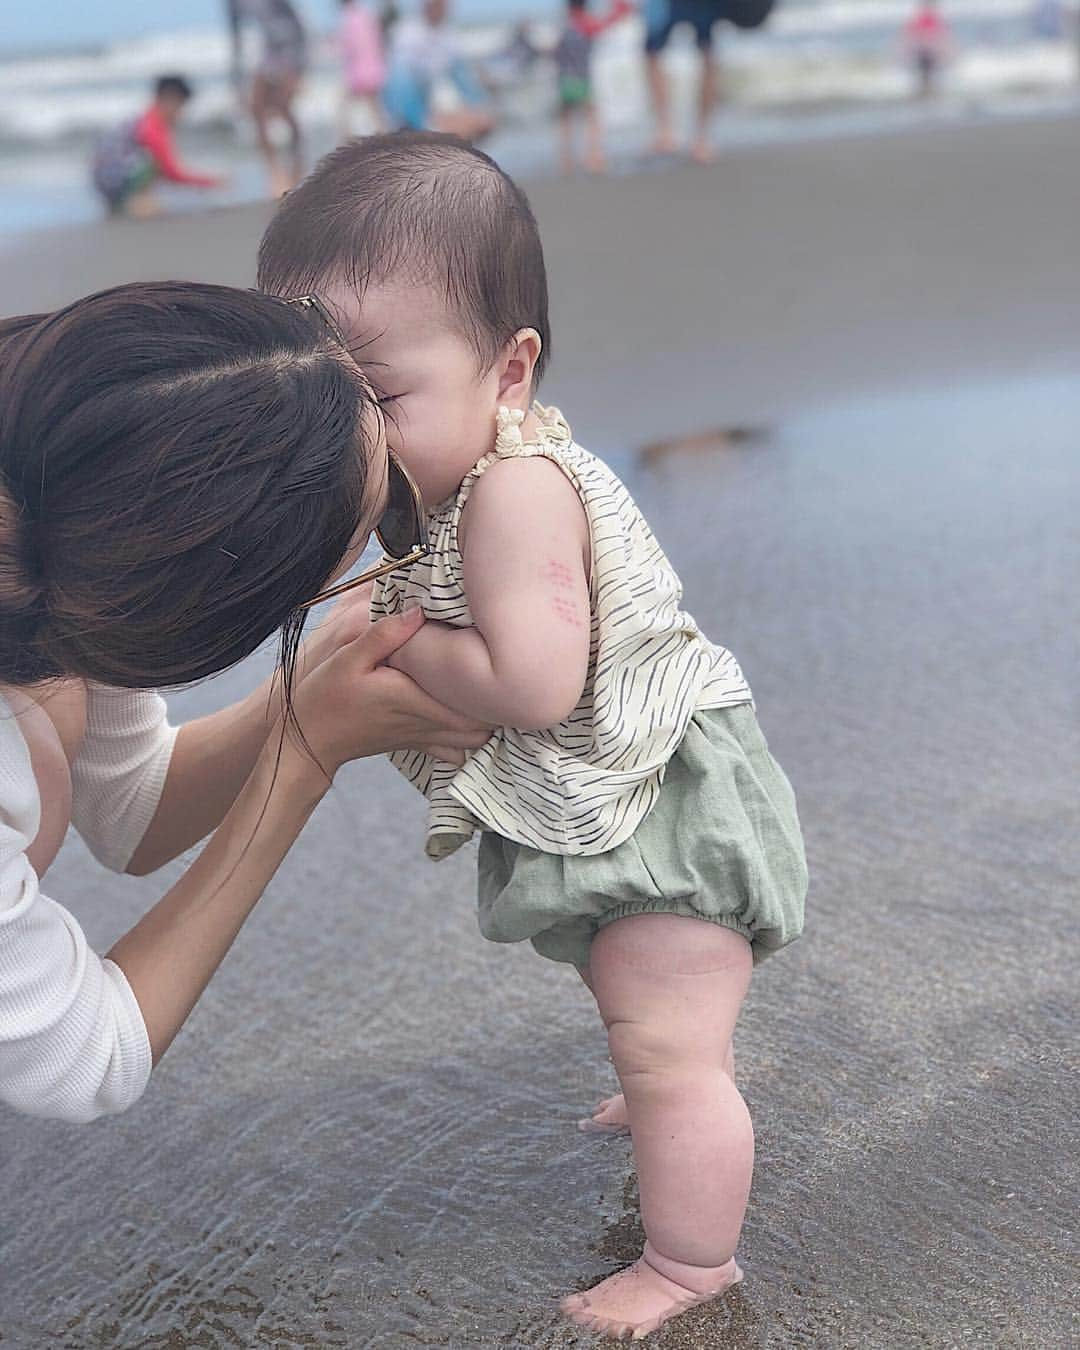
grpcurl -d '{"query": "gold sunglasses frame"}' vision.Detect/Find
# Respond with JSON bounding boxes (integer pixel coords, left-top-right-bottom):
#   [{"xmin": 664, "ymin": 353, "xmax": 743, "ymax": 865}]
[
  {"xmin": 282, "ymin": 294, "xmax": 430, "ymax": 611},
  {"xmin": 295, "ymin": 450, "xmax": 429, "ymax": 611}
]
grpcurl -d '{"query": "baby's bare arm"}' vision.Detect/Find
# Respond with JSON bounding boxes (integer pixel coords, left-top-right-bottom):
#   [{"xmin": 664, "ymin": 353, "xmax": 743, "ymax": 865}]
[{"xmin": 386, "ymin": 457, "xmax": 590, "ymax": 730}]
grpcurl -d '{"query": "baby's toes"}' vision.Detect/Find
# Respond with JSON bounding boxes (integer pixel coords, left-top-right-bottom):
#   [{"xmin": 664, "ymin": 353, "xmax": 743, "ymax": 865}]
[{"xmin": 578, "ymin": 1092, "xmax": 631, "ymax": 1135}]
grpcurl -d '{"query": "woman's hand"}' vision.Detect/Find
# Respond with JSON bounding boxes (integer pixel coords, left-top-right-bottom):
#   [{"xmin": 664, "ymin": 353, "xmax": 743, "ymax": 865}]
[
  {"xmin": 129, "ymin": 595, "xmax": 488, "ymax": 875},
  {"xmin": 289, "ymin": 605, "xmax": 492, "ymax": 777},
  {"xmin": 296, "ymin": 582, "xmax": 377, "ymax": 676}
]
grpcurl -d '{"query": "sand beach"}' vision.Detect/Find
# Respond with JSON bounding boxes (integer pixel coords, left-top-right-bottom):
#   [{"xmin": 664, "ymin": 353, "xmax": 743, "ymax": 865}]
[{"xmin": 1, "ymin": 114, "xmax": 1078, "ymax": 1348}]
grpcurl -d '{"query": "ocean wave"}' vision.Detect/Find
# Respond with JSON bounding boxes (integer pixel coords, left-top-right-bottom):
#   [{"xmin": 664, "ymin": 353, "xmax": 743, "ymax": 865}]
[{"xmin": 0, "ymin": 2, "xmax": 1070, "ymax": 149}]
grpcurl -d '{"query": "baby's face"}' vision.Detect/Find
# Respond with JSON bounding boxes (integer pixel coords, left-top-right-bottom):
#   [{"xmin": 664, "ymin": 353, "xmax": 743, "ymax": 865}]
[
  {"xmin": 324, "ymin": 390, "xmax": 393, "ymax": 586},
  {"xmin": 329, "ymin": 279, "xmax": 501, "ymax": 509}
]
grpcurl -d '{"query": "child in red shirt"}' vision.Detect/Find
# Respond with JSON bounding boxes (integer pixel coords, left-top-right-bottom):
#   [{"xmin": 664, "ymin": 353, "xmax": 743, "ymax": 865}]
[
  {"xmin": 554, "ymin": 0, "xmax": 635, "ymax": 174},
  {"xmin": 904, "ymin": 1, "xmax": 952, "ymax": 99},
  {"xmin": 92, "ymin": 76, "xmax": 223, "ymax": 218}
]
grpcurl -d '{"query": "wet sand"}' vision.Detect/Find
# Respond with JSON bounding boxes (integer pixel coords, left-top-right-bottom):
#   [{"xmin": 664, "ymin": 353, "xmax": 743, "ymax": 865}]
[{"xmin": 2, "ymin": 118, "xmax": 1078, "ymax": 1348}]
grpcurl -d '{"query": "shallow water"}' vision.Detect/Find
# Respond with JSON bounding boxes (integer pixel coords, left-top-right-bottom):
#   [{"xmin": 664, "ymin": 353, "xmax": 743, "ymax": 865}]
[
  {"xmin": 2, "ymin": 0, "xmax": 1077, "ymax": 240},
  {"xmin": 2, "ymin": 369, "xmax": 1077, "ymax": 1348}
]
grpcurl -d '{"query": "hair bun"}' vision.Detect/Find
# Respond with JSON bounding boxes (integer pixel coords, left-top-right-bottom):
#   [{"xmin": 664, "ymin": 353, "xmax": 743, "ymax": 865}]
[{"xmin": 0, "ymin": 481, "xmax": 44, "ymax": 613}]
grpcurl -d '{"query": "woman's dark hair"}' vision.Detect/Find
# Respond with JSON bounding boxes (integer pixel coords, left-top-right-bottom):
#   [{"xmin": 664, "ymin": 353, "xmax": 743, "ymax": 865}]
[
  {"xmin": 257, "ymin": 131, "xmax": 551, "ymax": 383},
  {"xmin": 0, "ymin": 281, "xmax": 370, "ymax": 691}
]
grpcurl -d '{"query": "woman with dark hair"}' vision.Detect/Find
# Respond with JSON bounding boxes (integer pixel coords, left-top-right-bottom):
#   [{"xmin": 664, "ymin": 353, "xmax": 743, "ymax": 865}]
[{"xmin": 0, "ymin": 281, "xmax": 487, "ymax": 1123}]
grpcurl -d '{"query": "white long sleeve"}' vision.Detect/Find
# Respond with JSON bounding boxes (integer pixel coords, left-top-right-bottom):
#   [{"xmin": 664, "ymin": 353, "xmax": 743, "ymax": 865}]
[
  {"xmin": 0, "ymin": 686, "xmax": 177, "ymax": 1122},
  {"xmin": 71, "ymin": 685, "xmax": 178, "ymax": 873}
]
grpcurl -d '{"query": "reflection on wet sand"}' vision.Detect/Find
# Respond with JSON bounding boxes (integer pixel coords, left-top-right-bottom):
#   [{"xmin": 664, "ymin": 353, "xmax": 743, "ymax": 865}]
[{"xmin": 638, "ymin": 426, "xmax": 772, "ymax": 467}]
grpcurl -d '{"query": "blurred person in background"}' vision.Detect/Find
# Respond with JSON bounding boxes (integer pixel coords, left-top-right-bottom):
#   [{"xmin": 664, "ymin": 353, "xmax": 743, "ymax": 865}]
[
  {"xmin": 1030, "ymin": 0, "xmax": 1064, "ymax": 40},
  {"xmin": 643, "ymin": 1, "xmax": 776, "ymax": 164},
  {"xmin": 487, "ymin": 20, "xmax": 543, "ymax": 88},
  {"xmin": 382, "ymin": 0, "xmax": 495, "ymax": 140},
  {"xmin": 338, "ymin": 0, "xmax": 389, "ymax": 138},
  {"xmin": 226, "ymin": 0, "xmax": 309, "ymax": 196},
  {"xmin": 903, "ymin": 0, "xmax": 952, "ymax": 100},
  {"xmin": 91, "ymin": 76, "xmax": 224, "ymax": 220},
  {"xmin": 554, "ymin": 0, "xmax": 635, "ymax": 175}
]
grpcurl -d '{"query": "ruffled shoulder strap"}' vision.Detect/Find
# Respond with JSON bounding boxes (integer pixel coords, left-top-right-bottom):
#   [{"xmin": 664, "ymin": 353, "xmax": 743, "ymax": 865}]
[{"xmin": 456, "ymin": 404, "xmax": 575, "ymax": 514}]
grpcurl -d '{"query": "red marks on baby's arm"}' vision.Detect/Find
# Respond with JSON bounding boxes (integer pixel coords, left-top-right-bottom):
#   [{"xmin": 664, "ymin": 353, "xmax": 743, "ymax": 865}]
[
  {"xmin": 553, "ymin": 595, "xmax": 586, "ymax": 629},
  {"xmin": 544, "ymin": 558, "xmax": 588, "ymax": 629},
  {"xmin": 545, "ymin": 559, "xmax": 576, "ymax": 590}
]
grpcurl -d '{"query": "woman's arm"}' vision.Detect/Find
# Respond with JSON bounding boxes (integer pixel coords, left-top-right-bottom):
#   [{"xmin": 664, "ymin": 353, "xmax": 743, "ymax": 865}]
[
  {"xmin": 1, "ymin": 718, "xmax": 313, "ymax": 1121},
  {"xmin": 128, "ymin": 588, "xmax": 476, "ymax": 874},
  {"xmin": 386, "ymin": 457, "xmax": 592, "ymax": 730},
  {"xmin": 109, "ymin": 605, "xmax": 452, "ymax": 1065},
  {"xmin": 2, "ymin": 609, "xmax": 489, "ymax": 1122},
  {"xmin": 124, "ymin": 676, "xmax": 280, "ymax": 875},
  {"xmin": 107, "ymin": 722, "xmax": 327, "ymax": 1065}
]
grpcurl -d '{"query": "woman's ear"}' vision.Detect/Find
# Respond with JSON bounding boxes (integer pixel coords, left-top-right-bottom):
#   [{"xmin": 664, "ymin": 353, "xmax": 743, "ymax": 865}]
[{"xmin": 496, "ymin": 328, "xmax": 543, "ymax": 407}]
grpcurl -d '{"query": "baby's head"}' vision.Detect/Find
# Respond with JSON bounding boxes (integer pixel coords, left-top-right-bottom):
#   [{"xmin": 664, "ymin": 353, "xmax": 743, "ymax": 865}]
[{"xmin": 258, "ymin": 132, "xmax": 550, "ymax": 506}]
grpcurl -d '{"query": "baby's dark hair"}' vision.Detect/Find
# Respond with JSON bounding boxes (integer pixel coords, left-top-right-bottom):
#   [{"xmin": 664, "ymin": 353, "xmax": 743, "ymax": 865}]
[{"xmin": 257, "ymin": 131, "xmax": 551, "ymax": 383}]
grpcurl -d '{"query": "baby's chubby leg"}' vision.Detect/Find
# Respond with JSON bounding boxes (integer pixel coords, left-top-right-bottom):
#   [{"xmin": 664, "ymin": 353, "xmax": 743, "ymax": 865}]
[
  {"xmin": 562, "ymin": 914, "xmax": 753, "ymax": 1341},
  {"xmin": 576, "ymin": 957, "xmax": 737, "ymax": 1137},
  {"xmin": 575, "ymin": 964, "xmax": 632, "ymax": 1133}
]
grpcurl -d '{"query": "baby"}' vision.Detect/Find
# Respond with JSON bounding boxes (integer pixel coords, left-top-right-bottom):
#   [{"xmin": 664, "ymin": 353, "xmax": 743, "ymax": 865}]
[{"xmin": 258, "ymin": 132, "xmax": 808, "ymax": 1342}]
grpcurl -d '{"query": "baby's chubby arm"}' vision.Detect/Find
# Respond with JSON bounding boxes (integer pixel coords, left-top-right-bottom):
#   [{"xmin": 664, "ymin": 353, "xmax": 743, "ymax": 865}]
[{"xmin": 385, "ymin": 458, "xmax": 591, "ymax": 731}]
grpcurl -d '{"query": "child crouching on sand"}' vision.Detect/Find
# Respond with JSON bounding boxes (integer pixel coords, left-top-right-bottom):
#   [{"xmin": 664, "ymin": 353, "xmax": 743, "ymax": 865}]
[{"xmin": 258, "ymin": 132, "xmax": 808, "ymax": 1342}]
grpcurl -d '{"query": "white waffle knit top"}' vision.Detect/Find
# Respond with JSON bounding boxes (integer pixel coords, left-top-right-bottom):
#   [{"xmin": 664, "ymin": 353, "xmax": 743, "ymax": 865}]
[
  {"xmin": 371, "ymin": 405, "xmax": 753, "ymax": 860},
  {"xmin": 0, "ymin": 685, "xmax": 177, "ymax": 1122}
]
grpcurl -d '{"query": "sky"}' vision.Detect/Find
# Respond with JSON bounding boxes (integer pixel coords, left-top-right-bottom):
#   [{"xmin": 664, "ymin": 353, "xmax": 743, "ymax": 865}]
[{"xmin": 2, "ymin": 0, "xmax": 565, "ymax": 55}]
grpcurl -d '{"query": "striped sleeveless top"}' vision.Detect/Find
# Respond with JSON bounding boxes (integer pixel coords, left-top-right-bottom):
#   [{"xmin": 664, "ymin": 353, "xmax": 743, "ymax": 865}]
[{"xmin": 370, "ymin": 405, "xmax": 753, "ymax": 860}]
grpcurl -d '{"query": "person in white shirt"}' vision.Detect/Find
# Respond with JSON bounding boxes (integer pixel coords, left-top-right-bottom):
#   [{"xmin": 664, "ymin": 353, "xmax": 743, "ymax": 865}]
[
  {"xmin": 0, "ymin": 281, "xmax": 487, "ymax": 1124},
  {"xmin": 382, "ymin": 0, "xmax": 494, "ymax": 141}
]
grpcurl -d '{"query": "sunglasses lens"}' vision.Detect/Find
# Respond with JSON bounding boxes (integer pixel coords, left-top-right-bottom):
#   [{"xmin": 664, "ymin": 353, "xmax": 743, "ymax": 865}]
[{"xmin": 376, "ymin": 457, "xmax": 423, "ymax": 559}]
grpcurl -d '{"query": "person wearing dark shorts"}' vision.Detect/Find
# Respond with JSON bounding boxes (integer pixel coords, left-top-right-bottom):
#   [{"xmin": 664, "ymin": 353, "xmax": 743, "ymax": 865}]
[
  {"xmin": 554, "ymin": 0, "xmax": 634, "ymax": 174},
  {"xmin": 644, "ymin": 0, "xmax": 775, "ymax": 162}
]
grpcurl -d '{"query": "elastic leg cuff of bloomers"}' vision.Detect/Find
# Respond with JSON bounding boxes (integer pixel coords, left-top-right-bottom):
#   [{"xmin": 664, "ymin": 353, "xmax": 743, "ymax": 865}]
[
  {"xmin": 596, "ymin": 901, "xmax": 754, "ymax": 948},
  {"xmin": 528, "ymin": 904, "xmax": 754, "ymax": 971}
]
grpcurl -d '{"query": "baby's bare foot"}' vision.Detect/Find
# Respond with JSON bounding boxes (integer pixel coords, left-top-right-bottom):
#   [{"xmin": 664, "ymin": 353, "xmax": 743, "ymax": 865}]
[
  {"xmin": 578, "ymin": 1092, "xmax": 630, "ymax": 1135},
  {"xmin": 560, "ymin": 1243, "xmax": 742, "ymax": 1341}
]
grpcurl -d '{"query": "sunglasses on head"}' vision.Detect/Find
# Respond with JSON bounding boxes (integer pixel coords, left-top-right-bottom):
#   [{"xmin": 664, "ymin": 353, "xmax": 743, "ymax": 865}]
[{"xmin": 282, "ymin": 295, "xmax": 429, "ymax": 611}]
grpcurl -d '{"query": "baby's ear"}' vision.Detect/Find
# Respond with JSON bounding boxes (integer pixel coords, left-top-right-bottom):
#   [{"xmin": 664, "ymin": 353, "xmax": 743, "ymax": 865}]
[{"xmin": 497, "ymin": 328, "xmax": 542, "ymax": 407}]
